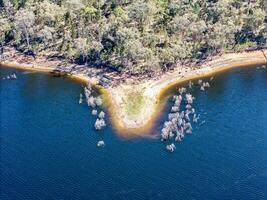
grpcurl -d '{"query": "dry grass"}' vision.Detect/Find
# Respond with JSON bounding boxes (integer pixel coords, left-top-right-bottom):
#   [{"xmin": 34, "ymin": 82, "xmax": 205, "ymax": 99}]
[{"xmin": 125, "ymin": 90, "xmax": 146, "ymax": 118}]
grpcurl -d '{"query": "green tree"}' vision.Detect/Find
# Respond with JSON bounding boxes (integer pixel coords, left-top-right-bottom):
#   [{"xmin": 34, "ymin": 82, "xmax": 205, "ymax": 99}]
[{"xmin": 14, "ymin": 8, "xmax": 35, "ymax": 50}]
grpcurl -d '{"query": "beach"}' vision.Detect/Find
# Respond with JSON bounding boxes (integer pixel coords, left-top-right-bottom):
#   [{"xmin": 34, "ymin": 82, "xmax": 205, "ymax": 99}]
[{"xmin": 1, "ymin": 47, "xmax": 267, "ymax": 136}]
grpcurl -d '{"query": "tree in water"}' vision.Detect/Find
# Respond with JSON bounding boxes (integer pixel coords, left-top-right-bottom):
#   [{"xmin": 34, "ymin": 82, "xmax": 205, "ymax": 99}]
[{"xmin": 98, "ymin": 111, "xmax": 105, "ymax": 119}]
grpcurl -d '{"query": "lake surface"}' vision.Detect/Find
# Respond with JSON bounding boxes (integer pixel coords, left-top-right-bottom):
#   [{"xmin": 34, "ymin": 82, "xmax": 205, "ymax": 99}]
[{"xmin": 1, "ymin": 65, "xmax": 267, "ymax": 200}]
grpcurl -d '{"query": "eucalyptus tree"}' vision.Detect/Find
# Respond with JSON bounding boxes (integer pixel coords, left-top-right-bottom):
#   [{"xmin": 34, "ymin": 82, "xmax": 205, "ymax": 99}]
[
  {"xmin": 14, "ymin": 8, "xmax": 35, "ymax": 50},
  {"xmin": 74, "ymin": 37, "xmax": 89, "ymax": 63},
  {"xmin": 128, "ymin": 1, "xmax": 150, "ymax": 31},
  {"xmin": 0, "ymin": 15, "xmax": 12, "ymax": 57},
  {"xmin": 0, "ymin": 0, "xmax": 266, "ymax": 73}
]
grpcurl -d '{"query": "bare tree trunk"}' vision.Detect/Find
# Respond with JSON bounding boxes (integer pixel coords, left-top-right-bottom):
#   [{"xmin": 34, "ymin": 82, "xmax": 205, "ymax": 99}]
[
  {"xmin": 247, "ymin": 0, "xmax": 251, "ymax": 15},
  {"xmin": 0, "ymin": 42, "xmax": 4, "ymax": 61},
  {"xmin": 24, "ymin": 26, "xmax": 31, "ymax": 50}
]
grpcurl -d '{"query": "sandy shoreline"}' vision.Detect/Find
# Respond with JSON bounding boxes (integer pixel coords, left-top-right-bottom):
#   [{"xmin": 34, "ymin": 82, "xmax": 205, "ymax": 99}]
[
  {"xmin": 1, "ymin": 48, "xmax": 267, "ymax": 136},
  {"xmin": 107, "ymin": 49, "xmax": 267, "ymax": 136}
]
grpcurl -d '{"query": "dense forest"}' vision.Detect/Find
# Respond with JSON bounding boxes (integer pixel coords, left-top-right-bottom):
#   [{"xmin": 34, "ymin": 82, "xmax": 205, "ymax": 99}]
[{"xmin": 0, "ymin": 0, "xmax": 266, "ymax": 74}]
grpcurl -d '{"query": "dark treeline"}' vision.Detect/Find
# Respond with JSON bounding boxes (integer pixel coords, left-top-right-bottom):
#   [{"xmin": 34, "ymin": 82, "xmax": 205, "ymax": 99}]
[{"xmin": 0, "ymin": 0, "xmax": 266, "ymax": 74}]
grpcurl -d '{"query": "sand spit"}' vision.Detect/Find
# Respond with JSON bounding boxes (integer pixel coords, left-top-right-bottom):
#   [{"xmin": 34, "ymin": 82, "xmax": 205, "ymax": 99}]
[{"xmin": 1, "ymin": 48, "xmax": 267, "ymax": 136}]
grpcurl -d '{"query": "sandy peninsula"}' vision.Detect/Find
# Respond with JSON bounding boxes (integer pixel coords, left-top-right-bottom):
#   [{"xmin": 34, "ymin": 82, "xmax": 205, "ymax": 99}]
[{"xmin": 1, "ymin": 47, "xmax": 267, "ymax": 136}]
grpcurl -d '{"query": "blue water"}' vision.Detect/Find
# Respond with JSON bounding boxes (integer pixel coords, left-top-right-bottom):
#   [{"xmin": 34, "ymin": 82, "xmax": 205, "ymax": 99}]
[{"xmin": 1, "ymin": 65, "xmax": 267, "ymax": 200}]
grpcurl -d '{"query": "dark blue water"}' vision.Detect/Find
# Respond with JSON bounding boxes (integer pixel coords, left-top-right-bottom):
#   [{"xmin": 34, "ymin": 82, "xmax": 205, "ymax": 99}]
[{"xmin": 1, "ymin": 65, "xmax": 267, "ymax": 200}]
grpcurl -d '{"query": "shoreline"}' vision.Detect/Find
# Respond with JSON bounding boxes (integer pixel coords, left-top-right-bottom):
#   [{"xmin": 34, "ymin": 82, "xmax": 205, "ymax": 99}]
[
  {"xmin": 1, "ymin": 48, "xmax": 267, "ymax": 137},
  {"xmin": 107, "ymin": 50, "xmax": 267, "ymax": 137}
]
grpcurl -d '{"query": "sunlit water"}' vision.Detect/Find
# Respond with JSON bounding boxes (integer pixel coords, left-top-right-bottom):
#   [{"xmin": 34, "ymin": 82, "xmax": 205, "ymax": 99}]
[{"xmin": 1, "ymin": 65, "xmax": 267, "ymax": 200}]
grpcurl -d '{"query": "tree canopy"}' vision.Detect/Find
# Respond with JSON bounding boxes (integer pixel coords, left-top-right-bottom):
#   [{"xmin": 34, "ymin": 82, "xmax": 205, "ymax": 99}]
[{"xmin": 1, "ymin": 0, "xmax": 266, "ymax": 74}]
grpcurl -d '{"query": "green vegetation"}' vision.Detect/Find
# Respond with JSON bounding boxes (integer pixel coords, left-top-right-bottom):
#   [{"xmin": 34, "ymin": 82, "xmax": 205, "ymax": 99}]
[
  {"xmin": 125, "ymin": 90, "xmax": 146, "ymax": 117},
  {"xmin": 0, "ymin": 0, "xmax": 266, "ymax": 74}
]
